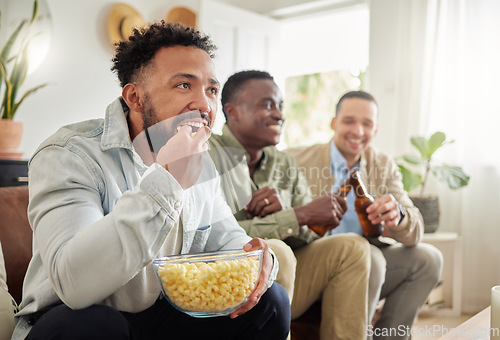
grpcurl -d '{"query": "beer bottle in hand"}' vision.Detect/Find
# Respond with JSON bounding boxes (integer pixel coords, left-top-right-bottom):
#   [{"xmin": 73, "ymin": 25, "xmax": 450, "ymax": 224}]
[
  {"xmin": 350, "ymin": 170, "xmax": 384, "ymax": 238},
  {"xmin": 308, "ymin": 177, "xmax": 352, "ymax": 237}
]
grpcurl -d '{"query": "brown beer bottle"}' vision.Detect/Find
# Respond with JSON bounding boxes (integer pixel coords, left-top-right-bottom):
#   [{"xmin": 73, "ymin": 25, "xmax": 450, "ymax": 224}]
[
  {"xmin": 308, "ymin": 176, "xmax": 352, "ymax": 237},
  {"xmin": 350, "ymin": 170, "xmax": 384, "ymax": 238}
]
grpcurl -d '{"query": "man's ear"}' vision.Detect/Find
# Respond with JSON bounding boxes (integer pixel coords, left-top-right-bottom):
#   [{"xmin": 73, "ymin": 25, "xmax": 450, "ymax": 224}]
[
  {"xmin": 122, "ymin": 83, "xmax": 143, "ymax": 113},
  {"xmin": 330, "ymin": 116, "xmax": 336, "ymax": 131},
  {"xmin": 224, "ymin": 103, "xmax": 239, "ymax": 123}
]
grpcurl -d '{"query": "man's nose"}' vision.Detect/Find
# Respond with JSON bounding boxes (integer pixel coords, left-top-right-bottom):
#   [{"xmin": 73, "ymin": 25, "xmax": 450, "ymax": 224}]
[
  {"xmin": 189, "ymin": 90, "xmax": 212, "ymax": 114},
  {"xmin": 273, "ymin": 106, "xmax": 283, "ymax": 120},
  {"xmin": 354, "ymin": 123, "xmax": 364, "ymax": 136}
]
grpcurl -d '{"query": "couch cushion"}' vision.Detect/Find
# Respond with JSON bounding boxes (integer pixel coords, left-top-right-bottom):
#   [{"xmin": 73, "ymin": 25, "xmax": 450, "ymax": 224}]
[{"xmin": 0, "ymin": 186, "xmax": 31, "ymax": 305}]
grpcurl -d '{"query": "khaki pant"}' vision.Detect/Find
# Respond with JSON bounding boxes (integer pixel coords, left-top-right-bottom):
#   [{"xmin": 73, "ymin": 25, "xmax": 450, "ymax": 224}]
[
  {"xmin": 267, "ymin": 239, "xmax": 297, "ymax": 304},
  {"xmin": 291, "ymin": 233, "xmax": 370, "ymax": 340}
]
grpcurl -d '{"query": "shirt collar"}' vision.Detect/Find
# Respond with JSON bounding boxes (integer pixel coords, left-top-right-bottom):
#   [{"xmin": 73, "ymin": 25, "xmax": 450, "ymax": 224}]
[
  {"xmin": 101, "ymin": 97, "xmax": 134, "ymax": 151},
  {"xmin": 220, "ymin": 124, "xmax": 270, "ymax": 169},
  {"xmin": 329, "ymin": 139, "xmax": 361, "ymax": 173}
]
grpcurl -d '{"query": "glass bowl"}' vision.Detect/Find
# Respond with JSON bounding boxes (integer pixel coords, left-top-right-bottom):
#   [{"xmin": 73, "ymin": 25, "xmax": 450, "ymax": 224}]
[{"xmin": 153, "ymin": 249, "xmax": 263, "ymax": 318}]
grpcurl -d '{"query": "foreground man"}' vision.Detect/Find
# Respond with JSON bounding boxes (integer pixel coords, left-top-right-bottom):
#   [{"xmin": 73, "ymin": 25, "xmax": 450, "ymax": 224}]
[
  {"xmin": 209, "ymin": 70, "xmax": 370, "ymax": 340},
  {"xmin": 287, "ymin": 90, "xmax": 443, "ymax": 339},
  {"xmin": 12, "ymin": 23, "xmax": 289, "ymax": 340}
]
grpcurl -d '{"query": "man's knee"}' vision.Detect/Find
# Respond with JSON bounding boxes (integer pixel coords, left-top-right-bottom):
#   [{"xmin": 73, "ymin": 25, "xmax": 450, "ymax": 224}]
[
  {"xmin": 267, "ymin": 239, "xmax": 296, "ymax": 302},
  {"xmin": 267, "ymin": 239, "xmax": 297, "ymax": 273},
  {"xmin": 333, "ymin": 233, "xmax": 371, "ymax": 262},
  {"xmin": 370, "ymin": 245, "xmax": 387, "ymax": 287},
  {"xmin": 413, "ymin": 243, "xmax": 444, "ymax": 283}
]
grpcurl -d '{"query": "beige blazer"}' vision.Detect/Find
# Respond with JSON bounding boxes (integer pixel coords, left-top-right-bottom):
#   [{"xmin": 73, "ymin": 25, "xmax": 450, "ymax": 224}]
[{"xmin": 286, "ymin": 142, "xmax": 423, "ymax": 246}]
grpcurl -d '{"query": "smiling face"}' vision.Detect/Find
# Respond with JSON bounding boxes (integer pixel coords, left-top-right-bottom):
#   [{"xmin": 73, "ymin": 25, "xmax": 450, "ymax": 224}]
[
  {"xmin": 125, "ymin": 46, "xmax": 219, "ymax": 148},
  {"xmin": 331, "ymin": 97, "xmax": 378, "ymax": 167},
  {"xmin": 226, "ymin": 78, "xmax": 284, "ymax": 149}
]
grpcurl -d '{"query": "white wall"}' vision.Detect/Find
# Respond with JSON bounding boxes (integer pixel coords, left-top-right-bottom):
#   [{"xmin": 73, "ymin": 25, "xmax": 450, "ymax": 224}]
[
  {"xmin": 10, "ymin": 0, "xmax": 200, "ymax": 158},
  {"xmin": 278, "ymin": 5, "xmax": 369, "ymax": 79},
  {"xmin": 11, "ymin": 0, "xmax": 369, "ymax": 158}
]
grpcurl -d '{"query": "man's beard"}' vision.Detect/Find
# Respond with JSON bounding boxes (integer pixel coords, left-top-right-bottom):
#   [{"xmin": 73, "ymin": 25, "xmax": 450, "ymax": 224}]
[
  {"xmin": 140, "ymin": 97, "xmax": 212, "ymax": 156},
  {"xmin": 141, "ymin": 98, "xmax": 173, "ymax": 156}
]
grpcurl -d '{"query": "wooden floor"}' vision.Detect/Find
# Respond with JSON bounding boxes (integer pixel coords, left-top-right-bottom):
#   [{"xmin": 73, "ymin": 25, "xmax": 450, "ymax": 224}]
[{"xmin": 412, "ymin": 312, "xmax": 474, "ymax": 340}]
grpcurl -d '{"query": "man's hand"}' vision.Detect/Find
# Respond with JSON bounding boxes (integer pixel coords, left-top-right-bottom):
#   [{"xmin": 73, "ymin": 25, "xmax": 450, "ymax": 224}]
[
  {"xmin": 294, "ymin": 194, "xmax": 347, "ymax": 231},
  {"xmin": 366, "ymin": 194, "xmax": 403, "ymax": 229},
  {"xmin": 156, "ymin": 125, "xmax": 211, "ymax": 189},
  {"xmin": 244, "ymin": 186, "xmax": 284, "ymax": 218},
  {"xmin": 230, "ymin": 238, "xmax": 273, "ymax": 318}
]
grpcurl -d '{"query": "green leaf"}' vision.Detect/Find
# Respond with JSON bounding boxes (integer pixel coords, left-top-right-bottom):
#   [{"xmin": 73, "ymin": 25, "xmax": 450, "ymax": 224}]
[
  {"xmin": 398, "ymin": 165, "xmax": 423, "ymax": 192},
  {"xmin": 8, "ymin": 46, "xmax": 30, "ymax": 118},
  {"xmin": 403, "ymin": 154, "xmax": 425, "ymax": 165},
  {"xmin": 30, "ymin": 0, "xmax": 40, "ymax": 25},
  {"xmin": 0, "ymin": 58, "xmax": 13, "ymax": 119},
  {"xmin": 0, "ymin": 20, "xmax": 27, "ymax": 63},
  {"xmin": 411, "ymin": 136, "xmax": 428, "ymax": 160},
  {"xmin": 427, "ymin": 131, "xmax": 446, "ymax": 158},
  {"xmin": 432, "ymin": 165, "xmax": 470, "ymax": 190}
]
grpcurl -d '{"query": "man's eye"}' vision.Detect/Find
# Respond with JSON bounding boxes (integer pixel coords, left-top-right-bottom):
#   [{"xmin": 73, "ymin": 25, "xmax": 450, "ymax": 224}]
[
  {"xmin": 177, "ymin": 83, "xmax": 189, "ymax": 89},
  {"xmin": 262, "ymin": 102, "xmax": 273, "ymax": 110},
  {"xmin": 209, "ymin": 87, "xmax": 218, "ymax": 95}
]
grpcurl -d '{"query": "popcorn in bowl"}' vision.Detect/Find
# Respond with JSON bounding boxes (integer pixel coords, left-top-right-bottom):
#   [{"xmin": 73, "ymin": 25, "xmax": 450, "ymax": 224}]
[{"xmin": 153, "ymin": 249, "xmax": 263, "ymax": 318}]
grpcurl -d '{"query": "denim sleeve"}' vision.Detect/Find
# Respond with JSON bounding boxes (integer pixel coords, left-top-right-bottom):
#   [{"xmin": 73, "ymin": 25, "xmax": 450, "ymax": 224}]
[{"xmin": 28, "ymin": 145, "xmax": 184, "ymax": 309}]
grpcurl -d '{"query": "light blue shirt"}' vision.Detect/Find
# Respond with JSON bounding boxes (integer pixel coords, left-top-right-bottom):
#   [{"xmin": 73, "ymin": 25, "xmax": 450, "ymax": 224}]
[{"xmin": 328, "ymin": 140, "xmax": 363, "ymax": 236}]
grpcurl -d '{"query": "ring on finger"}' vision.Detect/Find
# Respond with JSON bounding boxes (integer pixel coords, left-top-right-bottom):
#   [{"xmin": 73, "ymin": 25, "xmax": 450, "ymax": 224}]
[{"xmin": 264, "ymin": 198, "xmax": 270, "ymax": 206}]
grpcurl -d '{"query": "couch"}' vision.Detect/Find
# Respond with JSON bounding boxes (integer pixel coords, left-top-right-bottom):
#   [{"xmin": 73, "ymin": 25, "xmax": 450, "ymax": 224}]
[{"xmin": 0, "ymin": 185, "xmax": 31, "ymax": 340}]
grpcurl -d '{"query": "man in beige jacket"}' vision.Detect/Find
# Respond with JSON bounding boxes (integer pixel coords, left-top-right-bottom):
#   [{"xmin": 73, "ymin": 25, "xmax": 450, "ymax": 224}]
[{"xmin": 286, "ymin": 90, "xmax": 443, "ymax": 339}]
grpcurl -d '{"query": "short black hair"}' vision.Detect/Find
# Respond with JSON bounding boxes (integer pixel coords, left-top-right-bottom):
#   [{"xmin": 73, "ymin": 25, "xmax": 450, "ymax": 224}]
[
  {"xmin": 221, "ymin": 70, "xmax": 274, "ymax": 120},
  {"xmin": 111, "ymin": 21, "xmax": 216, "ymax": 88},
  {"xmin": 335, "ymin": 90, "xmax": 377, "ymax": 116}
]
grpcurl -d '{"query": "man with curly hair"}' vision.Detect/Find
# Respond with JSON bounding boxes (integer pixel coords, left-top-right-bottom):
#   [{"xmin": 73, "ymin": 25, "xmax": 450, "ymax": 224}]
[{"xmin": 11, "ymin": 22, "xmax": 290, "ymax": 340}]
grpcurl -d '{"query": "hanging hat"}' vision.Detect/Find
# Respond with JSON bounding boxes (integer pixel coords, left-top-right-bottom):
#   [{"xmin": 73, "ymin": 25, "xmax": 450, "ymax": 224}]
[
  {"xmin": 166, "ymin": 7, "xmax": 196, "ymax": 28},
  {"xmin": 107, "ymin": 3, "xmax": 147, "ymax": 45}
]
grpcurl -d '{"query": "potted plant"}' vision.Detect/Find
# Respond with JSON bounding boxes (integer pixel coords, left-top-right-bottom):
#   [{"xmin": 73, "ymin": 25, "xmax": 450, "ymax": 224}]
[
  {"xmin": 0, "ymin": 0, "xmax": 48, "ymax": 159},
  {"xmin": 397, "ymin": 131, "xmax": 470, "ymax": 233}
]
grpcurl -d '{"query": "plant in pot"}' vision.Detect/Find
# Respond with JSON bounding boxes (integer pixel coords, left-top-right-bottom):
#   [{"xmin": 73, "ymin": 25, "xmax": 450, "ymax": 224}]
[
  {"xmin": 397, "ymin": 131, "xmax": 470, "ymax": 233},
  {"xmin": 0, "ymin": 0, "xmax": 48, "ymax": 159}
]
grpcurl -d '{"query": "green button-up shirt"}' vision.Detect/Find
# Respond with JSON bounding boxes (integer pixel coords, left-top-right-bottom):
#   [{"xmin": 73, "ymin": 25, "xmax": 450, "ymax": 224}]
[{"xmin": 209, "ymin": 125, "xmax": 318, "ymax": 249}]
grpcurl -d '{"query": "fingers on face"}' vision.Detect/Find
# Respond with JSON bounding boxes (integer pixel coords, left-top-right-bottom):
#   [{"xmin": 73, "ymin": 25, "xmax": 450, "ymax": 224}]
[{"xmin": 192, "ymin": 125, "xmax": 211, "ymax": 143}]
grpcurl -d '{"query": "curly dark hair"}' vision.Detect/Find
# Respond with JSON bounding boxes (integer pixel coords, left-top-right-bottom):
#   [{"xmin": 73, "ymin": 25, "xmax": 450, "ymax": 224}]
[
  {"xmin": 111, "ymin": 21, "xmax": 217, "ymax": 88},
  {"xmin": 221, "ymin": 70, "xmax": 274, "ymax": 121}
]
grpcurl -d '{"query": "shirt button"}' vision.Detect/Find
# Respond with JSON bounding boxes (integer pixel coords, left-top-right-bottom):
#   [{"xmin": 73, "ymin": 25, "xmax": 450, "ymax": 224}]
[
  {"xmin": 174, "ymin": 201, "xmax": 181, "ymax": 210},
  {"xmin": 287, "ymin": 228, "xmax": 293, "ymax": 235}
]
